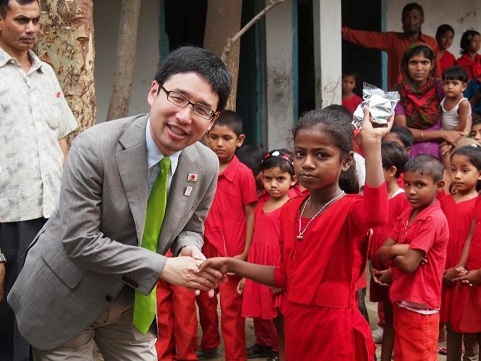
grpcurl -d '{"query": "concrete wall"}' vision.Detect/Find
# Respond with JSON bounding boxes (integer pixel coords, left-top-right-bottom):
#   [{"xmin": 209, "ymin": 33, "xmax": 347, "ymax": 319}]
[
  {"xmin": 93, "ymin": 1, "xmax": 160, "ymax": 123},
  {"xmin": 386, "ymin": 1, "xmax": 481, "ymax": 58}
]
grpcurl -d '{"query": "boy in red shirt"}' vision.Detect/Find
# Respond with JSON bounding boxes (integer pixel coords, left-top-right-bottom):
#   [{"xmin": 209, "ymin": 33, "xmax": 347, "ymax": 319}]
[
  {"xmin": 196, "ymin": 110, "xmax": 257, "ymax": 360},
  {"xmin": 378, "ymin": 154, "xmax": 449, "ymax": 361}
]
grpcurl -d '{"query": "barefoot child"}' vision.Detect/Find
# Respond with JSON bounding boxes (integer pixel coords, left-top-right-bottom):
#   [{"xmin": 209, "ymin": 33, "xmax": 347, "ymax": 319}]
[
  {"xmin": 201, "ymin": 106, "xmax": 392, "ymax": 361},
  {"xmin": 240, "ymin": 149, "xmax": 296, "ymax": 361}
]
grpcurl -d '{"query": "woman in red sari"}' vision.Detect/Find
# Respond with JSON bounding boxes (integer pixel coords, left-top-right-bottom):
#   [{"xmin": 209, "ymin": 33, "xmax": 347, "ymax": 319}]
[{"xmin": 394, "ymin": 43, "xmax": 466, "ymax": 158}]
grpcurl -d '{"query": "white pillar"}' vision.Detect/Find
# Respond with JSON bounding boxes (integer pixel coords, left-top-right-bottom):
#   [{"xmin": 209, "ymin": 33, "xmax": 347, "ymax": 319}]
[
  {"xmin": 265, "ymin": 0, "xmax": 295, "ymax": 150},
  {"xmin": 313, "ymin": 0, "xmax": 342, "ymax": 109}
]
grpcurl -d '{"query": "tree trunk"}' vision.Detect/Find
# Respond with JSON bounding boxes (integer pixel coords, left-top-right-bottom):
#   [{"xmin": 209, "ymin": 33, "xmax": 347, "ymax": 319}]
[
  {"xmin": 36, "ymin": 0, "xmax": 96, "ymax": 136},
  {"xmin": 204, "ymin": 0, "xmax": 243, "ymax": 111},
  {"xmin": 107, "ymin": 0, "xmax": 142, "ymax": 121}
]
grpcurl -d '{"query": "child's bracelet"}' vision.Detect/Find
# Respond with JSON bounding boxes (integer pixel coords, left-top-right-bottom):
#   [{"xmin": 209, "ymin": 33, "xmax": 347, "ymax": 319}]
[{"xmin": 421, "ymin": 131, "xmax": 424, "ymax": 141}]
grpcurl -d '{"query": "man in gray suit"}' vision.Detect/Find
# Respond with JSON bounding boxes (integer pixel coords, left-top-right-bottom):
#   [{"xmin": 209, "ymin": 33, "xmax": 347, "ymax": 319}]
[{"xmin": 8, "ymin": 46, "xmax": 231, "ymax": 360}]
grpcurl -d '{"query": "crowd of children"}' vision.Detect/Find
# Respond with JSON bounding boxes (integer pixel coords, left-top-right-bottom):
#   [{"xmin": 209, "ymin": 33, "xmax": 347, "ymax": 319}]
[{"xmin": 150, "ymin": 18, "xmax": 481, "ymax": 361}]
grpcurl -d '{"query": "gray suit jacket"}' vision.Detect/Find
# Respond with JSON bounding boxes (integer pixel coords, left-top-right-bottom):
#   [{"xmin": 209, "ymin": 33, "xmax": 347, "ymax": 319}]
[{"xmin": 7, "ymin": 114, "xmax": 218, "ymax": 350}]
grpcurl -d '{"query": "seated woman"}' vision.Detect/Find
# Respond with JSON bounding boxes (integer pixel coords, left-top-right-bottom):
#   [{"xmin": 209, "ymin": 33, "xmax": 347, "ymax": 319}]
[{"xmin": 394, "ymin": 43, "xmax": 466, "ymax": 158}]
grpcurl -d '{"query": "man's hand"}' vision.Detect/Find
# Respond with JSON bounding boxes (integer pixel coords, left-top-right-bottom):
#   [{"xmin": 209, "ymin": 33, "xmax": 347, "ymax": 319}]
[
  {"xmin": 0, "ymin": 263, "xmax": 5, "ymax": 302},
  {"xmin": 177, "ymin": 246, "xmax": 226, "ymax": 297},
  {"xmin": 161, "ymin": 256, "xmax": 223, "ymax": 292}
]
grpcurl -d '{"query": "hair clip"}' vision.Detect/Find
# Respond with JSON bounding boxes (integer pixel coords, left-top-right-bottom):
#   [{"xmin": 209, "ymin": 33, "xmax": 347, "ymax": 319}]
[{"xmin": 262, "ymin": 150, "xmax": 294, "ymax": 165}]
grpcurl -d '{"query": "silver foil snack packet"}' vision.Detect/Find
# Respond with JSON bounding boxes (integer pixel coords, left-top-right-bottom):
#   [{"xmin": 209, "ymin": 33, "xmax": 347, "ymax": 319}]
[{"xmin": 352, "ymin": 82, "xmax": 399, "ymax": 129}]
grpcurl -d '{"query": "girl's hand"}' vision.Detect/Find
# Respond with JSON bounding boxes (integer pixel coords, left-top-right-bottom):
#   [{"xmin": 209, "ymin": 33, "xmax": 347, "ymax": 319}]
[
  {"xmin": 233, "ymin": 252, "xmax": 248, "ymax": 261},
  {"xmin": 443, "ymin": 267, "xmax": 462, "ymax": 286},
  {"xmin": 237, "ymin": 278, "xmax": 246, "ymax": 294},
  {"xmin": 360, "ymin": 106, "xmax": 394, "ymax": 146},
  {"xmin": 270, "ymin": 286, "xmax": 284, "ymax": 295},
  {"xmin": 453, "ymin": 269, "xmax": 481, "ymax": 286},
  {"xmin": 373, "ymin": 268, "xmax": 392, "ymax": 286}
]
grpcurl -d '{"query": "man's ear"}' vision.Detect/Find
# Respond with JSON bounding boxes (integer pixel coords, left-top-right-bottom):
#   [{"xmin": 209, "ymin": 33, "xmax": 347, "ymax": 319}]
[
  {"xmin": 147, "ymin": 81, "xmax": 160, "ymax": 105},
  {"xmin": 206, "ymin": 111, "xmax": 220, "ymax": 132}
]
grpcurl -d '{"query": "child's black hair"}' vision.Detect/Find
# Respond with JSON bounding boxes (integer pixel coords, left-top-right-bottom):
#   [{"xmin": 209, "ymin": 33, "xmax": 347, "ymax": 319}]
[
  {"xmin": 236, "ymin": 144, "xmax": 264, "ymax": 177},
  {"xmin": 435, "ymin": 24, "xmax": 455, "ymax": 40},
  {"xmin": 261, "ymin": 149, "xmax": 295, "ymax": 177},
  {"xmin": 471, "ymin": 117, "xmax": 481, "ymax": 130},
  {"xmin": 404, "ymin": 154, "xmax": 444, "ymax": 183},
  {"xmin": 450, "ymin": 145, "xmax": 481, "ymax": 191},
  {"xmin": 213, "ymin": 110, "xmax": 243, "ymax": 136},
  {"xmin": 292, "ymin": 108, "xmax": 359, "ymax": 194},
  {"xmin": 342, "ymin": 69, "xmax": 360, "ymax": 86},
  {"xmin": 460, "ymin": 30, "xmax": 481, "ymax": 55},
  {"xmin": 442, "ymin": 65, "xmax": 468, "ymax": 83},
  {"xmin": 388, "ymin": 126, "xmax": 414, "ymax": 148},
  {"xmin": 381, "ymin": 142, "xmax": 409, "ymax": 178}
]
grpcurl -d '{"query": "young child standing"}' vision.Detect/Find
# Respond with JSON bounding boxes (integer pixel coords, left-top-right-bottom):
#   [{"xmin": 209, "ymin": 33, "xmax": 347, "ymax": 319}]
[
  {"xmin": 441, "ymin": 66, "xmax": 472, "ymax": 135},
  {"xmin": 456, "ymin": 30, "xmax": 481, "ymax": 81},
  {"xmin": 342, "ymin": 70, "xmax": 363, "ymax": 115},
  {"xmin": 454, "ymin": 183, "xmax": 481, "ymax": 356},
  {"xmin": 439, "ymin": 144, "xmax": 481, "ymax": 361},
  {"xmin": 369, "ymin": 141, "xmax": 410, "ymax": 361},
  {"xmin": 196, "ymin": 110, "xmax": 258, "ymax": 360},
  {"xmin": 436, "ymin": 24, "xmax": 456, "ymax": 73},
  {"xmin": 201, "ymin": 106, "xmax": 392, "ymax": 361},
  {"xmin": 240, "ymin": 150, "xmax": 296, "ymax": 361},
  {"xmin": 378, "ymin": 155, "xmax": 449, "ymax": 361}
]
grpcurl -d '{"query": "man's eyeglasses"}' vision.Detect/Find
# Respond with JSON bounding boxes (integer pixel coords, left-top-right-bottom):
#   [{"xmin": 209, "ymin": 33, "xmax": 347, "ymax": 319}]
[{"xmin": 160, "ymin": 86, "xmax": 216, "ymax": 121}]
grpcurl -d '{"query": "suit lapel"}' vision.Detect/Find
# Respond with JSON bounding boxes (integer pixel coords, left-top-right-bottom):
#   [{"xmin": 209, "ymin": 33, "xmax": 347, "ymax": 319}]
[
  {"xmin": 157, "ymin": 146, "xmax": 199, "ymax": 254},
  {"xmin": 116, "ymin": 115, "xmax": 149, "ymax": 246}
]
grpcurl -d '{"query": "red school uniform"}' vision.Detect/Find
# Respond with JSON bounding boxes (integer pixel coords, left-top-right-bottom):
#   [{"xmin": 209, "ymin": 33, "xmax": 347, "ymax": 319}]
[
  {"xmin": 456, "ymin": 53, "xmax": 481, "ymax": 80},
  {"xmin": 439, "ymin": 50, "xmax": 456, "ymax": 73},
  {"xmin": 389, "ymin": 200, "xmax": 449, "ymax": 309},
  {"xmin": 459, "ymin": 196, "xmax": 481, "ymax": 333},
  {"xmin": 197, "ymin": 155, "xmax": 257, "ymax": 360},
  {"xmin": 342, "ymin": 93, "xmax": 363, "ymax": 115},
  {"xmin": 273, "ymin": 185, "xmax": 388, "ymax": 361},
  {"xmin": 243, "ymin": 202, "xmax": 282, "ymax": 319},
  {"xmin": 369, "ymin": 189, "xmax": 409, "ymax": 301},
  {"xmin": 203, "ymin": 155, "xmax": 258, "ymax": 257},
  {"xmin": 438, "ymin": 191, "xmax": 476, "ymax": 331}
]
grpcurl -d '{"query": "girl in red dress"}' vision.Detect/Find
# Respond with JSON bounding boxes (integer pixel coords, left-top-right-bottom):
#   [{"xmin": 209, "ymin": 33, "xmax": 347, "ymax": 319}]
[
  {"xmin": 201, "ymin": 106, "xmax": 392, "ymax": 361},
  {"xmin": 439, "ymin": 144, "xmax": 481, "ymax": 359},
  {"xmin": 239, "ymin": 149, "xmax": 296, "ymax": 361},
  {"xmin": 436, "ymin": 24, "xmax": 456, "ymax": 73},
  {"xmin": 455, "ymin": 30, "xmax": 481, "ymax": 81},
  {"xmin": 369, "ymin": 141, "xmax": 410, "ymax": 361}
]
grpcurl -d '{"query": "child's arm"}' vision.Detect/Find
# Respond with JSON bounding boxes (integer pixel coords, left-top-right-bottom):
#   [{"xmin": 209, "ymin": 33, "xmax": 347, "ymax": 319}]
[
  {"xmin": 377, "ymin": 238, "xmax": 409, "ymax": 261},
  {"xmin": 453, "ymin": 99, "xmax": 472, "ymax": 134},
  {"xmin": 199, "ymin": 258, "xmax": 276, "ymax": 287},
  {"xmin": 447, "ymin": 218, "xmax": 476, "ymax": 283},
  {"xmin": 391, "ymin": 248, "xmax": 425, "ymax": 273},
  {"xmin": 235, "ymin": 203, "xmax": 256, "ymax": 261}
]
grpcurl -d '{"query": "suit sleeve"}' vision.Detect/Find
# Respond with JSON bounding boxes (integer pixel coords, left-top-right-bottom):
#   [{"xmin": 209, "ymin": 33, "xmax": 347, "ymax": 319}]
[{"xmin": 59, "ymin": 131, "xmax": 165, "ymax": 296}]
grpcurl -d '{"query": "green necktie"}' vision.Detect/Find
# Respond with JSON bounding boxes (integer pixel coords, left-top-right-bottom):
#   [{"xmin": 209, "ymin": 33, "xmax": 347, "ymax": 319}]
[{"xmin": 133, "ymin": 156, "xmax": 171, "ymax": 334}]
